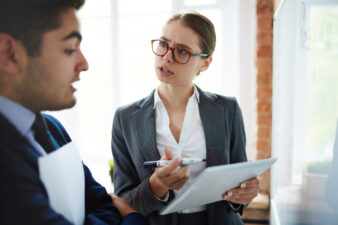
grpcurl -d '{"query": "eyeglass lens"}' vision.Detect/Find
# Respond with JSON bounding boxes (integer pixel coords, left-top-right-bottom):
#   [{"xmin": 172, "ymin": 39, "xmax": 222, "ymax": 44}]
[{"xmin": 152, "ymin": 40, "xmax": 190, "ymax": 64}]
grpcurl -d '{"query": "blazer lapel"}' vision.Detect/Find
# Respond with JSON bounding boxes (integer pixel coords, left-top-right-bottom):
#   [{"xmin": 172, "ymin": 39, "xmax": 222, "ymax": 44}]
[
  {"xmin": 132, "ymin": 90, "xmax": 161, "ymax": 162},
  {"xmin": 197, "ymin": 87, "xmax": 227, "ymax": 167}
]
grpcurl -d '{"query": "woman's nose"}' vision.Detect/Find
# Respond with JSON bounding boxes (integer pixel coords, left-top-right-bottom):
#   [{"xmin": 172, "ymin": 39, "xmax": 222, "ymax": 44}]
[{"xmin": 162, "ymin": 47, "xmax": 174, "ymax": 63}]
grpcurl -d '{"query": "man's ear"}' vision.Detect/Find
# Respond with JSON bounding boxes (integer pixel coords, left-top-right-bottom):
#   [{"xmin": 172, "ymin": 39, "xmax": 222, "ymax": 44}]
[
  {"xmin": 0, "ymin": 34, "xmax": 24, "ymax": 75},
  {"xmin": 200, "ymin": 56, "xmax": 212, "ymax": 72}
]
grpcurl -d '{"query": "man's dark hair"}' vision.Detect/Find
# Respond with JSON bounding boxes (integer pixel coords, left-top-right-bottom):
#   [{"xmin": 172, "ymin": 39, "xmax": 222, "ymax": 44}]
[{"xmin": 0, "ymin": 0, "xmax": 85, "ymax": 56}]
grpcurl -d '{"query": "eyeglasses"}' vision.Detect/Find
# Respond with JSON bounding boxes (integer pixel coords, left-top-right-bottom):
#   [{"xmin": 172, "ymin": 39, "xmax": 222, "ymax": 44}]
[{"xmin": 151, "ymin": 39, "xmax": 208, "ymax": 64}]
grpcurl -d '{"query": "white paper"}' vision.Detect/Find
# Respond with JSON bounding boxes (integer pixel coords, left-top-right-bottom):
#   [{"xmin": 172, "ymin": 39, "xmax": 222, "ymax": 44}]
[
  {"xmin": 38, "ymin": 142, "xmax": 85, "ymax": 225},
  {"xmin": 160, "ymin": 158, "xmax": 277, "ymax": 215}
]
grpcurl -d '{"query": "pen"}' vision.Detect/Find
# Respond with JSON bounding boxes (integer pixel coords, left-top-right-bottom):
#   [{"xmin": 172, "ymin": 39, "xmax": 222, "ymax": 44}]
[{"xmin": 143, "ymin": 158, "xmax": 206, "ymax": 168}]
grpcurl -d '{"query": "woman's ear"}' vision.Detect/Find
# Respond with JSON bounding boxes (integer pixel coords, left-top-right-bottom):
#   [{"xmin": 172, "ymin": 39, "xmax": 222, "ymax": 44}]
[
  {"xmin": 0, "ymin": 34, "xmax": 24, "ymax": 75},
  {"xmin": 200, "ymin": 56, "xmax": 212, "ymax": 72}
]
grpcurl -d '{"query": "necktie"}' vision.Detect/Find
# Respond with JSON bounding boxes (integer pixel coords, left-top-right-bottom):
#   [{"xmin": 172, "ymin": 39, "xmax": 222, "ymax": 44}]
[{"xmin": 32, "ymin": 113, "xmax": 55, "ymax": 153}]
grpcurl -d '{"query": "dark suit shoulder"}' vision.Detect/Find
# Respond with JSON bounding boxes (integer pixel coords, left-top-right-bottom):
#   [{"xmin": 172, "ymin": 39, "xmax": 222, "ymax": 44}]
[
  {"xmin": 198, "ymin": 87, "xmax": 239, "ymax": 112},
  {"xmin": 214, "ymin": 94, "xmax": 239, "ymax": 110},
  {"xmin": 115, "ymin": 101, "xmax": 140, "ymax": 114},
  {"xmin": 116, "ymin": 90, "xmax": 155, "ymax": 115},
  {"xmin": 42, "ymin": 114, "xmax": 71, "ymax": 146}
]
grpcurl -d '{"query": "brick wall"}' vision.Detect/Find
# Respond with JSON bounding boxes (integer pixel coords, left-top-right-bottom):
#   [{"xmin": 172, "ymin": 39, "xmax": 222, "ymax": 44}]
[{"xmin": 256, "ymin": 0, "xmax": 273, "ymax": 194}]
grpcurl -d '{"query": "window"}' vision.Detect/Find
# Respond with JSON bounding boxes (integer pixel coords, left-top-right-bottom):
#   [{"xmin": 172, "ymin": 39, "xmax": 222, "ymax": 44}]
[{"xmin": 271, "ymin": 0, "xmax": 338, "ymax": 224}]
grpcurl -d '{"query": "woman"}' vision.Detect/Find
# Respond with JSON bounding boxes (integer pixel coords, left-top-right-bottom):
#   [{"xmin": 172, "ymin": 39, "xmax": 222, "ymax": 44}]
[{"xmin": 111, "ymin": 12, "xmax": 260, "ymax": 225}]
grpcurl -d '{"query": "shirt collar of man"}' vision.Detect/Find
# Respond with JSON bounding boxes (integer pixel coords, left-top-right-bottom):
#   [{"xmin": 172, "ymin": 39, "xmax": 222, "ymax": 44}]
[
  {"xmin": 153, "ymin": 84, "xmax": 200, "ymax": 109},
  {"xmin": 0, "ymin": 96, "xmax": 35, "ymax": 136}
]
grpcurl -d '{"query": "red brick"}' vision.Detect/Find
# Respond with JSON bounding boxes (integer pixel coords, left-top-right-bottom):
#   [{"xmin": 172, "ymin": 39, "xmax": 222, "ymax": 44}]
[
  {"xmin": 259, "ymin": 169, "xmax": 271, "ymax": 193},
  {"xmin": 256, "ymin": 150, "xmax": 271, "ymax": 160},
  {"xmin": 257, "ymin": 0, "xmax": 273, "ymax": 16},
  {"xmin": 257, "ymin": 113, "xmax": 272, "ymax": 126},
  {"xmin": 257, "ymin": 73, "xmax": 272, "ymax": 85},
  {"xmin": 257, "ymin": 139, "xmax": 270, "ymax": 151},
  {"xmin": 257, "ymin": 101, "xmax": 271, "ymax": 112},
  {"xmin": 257, "ymin": 46, "xmax": 272, "ymax": 58},
  {"xmin": 257, "ymin": 31, "xmax": 273, "ymax": 46},
  {"xmin": 255, "ymin": 0, "xmax": 273, "ymax": 197},
  {"xmin": 258, "ymin": 126, "xmax": 271, "ymax": 139},
  {"xmin": 257, "ymin": 87, "xmax": 272, "ymax": 100},
  {"xmin": 257, "ymin": 16, "xmax": 273, "ymax": 30},
  {"xmin": 256, "ymin": 58, "xmax": 272, "ymax": 75}
]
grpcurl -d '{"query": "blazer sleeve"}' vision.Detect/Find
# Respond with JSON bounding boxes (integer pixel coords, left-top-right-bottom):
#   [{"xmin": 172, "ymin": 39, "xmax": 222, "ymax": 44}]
[
  {"xmin": 111, "ymin": 109, "xmax": 170, "ymax": 217},
  {"xmin": 229, "ymin": 99, "xmax": 247, "ymax": 163},
  {"xmin": 82, "ymin": 164, "xmax": 123, "ymax": 225},
  {"xmin": 227, "ymin": 99, "xmax": 248, "ymax": 215},
  {"xmin": 121, "ymin": 213, "xmax": 150, "ymax": 225}
]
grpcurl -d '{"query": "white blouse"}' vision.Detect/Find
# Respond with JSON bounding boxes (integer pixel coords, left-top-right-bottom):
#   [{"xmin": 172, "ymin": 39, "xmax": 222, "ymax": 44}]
[{"xmin": 154, "ymin": 86, "xmax": 207, "ymax": 213}]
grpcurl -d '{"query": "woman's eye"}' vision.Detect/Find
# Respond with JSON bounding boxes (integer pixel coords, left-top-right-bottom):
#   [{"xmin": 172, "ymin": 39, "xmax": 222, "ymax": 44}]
[
  {"xmin": 177, "ymin": 48, "xmax": 188, "ymax": 55},
  {"xmin": 64, "ymin": 49, "xmax": 76, "ymax": 55},
  {"xmin": 159, "ymin": 41, "xmax": 167, "ymax": 48}
]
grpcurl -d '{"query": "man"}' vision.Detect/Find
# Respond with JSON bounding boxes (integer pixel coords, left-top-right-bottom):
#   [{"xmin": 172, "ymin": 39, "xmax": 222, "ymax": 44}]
[{"xmin": 0, "ymin": 0, "xmax": 147, "ymax": 224}]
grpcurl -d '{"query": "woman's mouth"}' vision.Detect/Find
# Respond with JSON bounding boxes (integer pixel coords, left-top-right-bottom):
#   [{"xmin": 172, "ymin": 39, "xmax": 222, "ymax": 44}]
[{"xmin": 159, "ymin": 66, "xmax": 173, "ymax": 75}]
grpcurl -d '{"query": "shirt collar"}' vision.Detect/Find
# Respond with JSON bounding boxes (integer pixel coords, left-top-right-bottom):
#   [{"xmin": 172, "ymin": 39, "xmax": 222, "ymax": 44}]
[
  {"xmin": 153, "ymin": 84, "xmax": 200, "ymax": 109},
  {"xmin": 0, "ymin": 96, "xmax": 36, "ymax": 136}
]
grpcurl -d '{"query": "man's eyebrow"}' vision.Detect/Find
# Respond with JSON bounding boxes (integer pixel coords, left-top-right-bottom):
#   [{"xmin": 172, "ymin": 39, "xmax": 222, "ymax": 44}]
[
  {"xmin": 160, "ymin": 36, "xmax": 192, "ymax": 51},
  {"xmin": 63, "ymin": 31, "xmax": 82, "ymax": 42}
]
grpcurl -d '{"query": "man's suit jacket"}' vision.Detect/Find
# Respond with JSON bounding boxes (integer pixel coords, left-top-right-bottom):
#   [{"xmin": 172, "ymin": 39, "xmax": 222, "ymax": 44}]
[
  {"xmin": 112, "ymin": 86, "xmax": 247, "ymax": 225},
  {"xmin": 0, "ymin": 113, "xmax": 147, "ymax": 225}
]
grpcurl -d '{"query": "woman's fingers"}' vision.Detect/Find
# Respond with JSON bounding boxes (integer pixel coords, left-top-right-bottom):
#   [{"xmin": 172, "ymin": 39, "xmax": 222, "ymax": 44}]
[{"xmin": 222, "ymin": 177, "xmax": 260, "ymax": 205}]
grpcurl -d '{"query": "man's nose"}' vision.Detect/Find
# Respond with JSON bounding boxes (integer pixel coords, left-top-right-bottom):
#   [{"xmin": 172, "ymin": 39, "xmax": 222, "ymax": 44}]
[{"xmin": 76, "ymin": 50, "xmax": 89, "ymax": 72}]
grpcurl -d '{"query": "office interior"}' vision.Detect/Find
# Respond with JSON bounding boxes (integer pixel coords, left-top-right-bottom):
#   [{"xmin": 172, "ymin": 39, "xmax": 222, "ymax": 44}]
[{"xmin": 50, "ymin": 0, "xmax": 338, "ymax": 224}]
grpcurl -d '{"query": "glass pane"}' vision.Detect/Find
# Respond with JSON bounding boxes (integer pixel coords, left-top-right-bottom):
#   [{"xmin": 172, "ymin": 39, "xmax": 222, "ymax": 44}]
[
  {"xmin": 118, "ymin": 0, "xmax": 171, "ymax": 14},
  {"xmin": 194, "ymin": 9, "xmax": 224, "ymax": 96},
  {"xmin": 79, "ymin": 0, "xmax": 111, "ymax": 17},
  {"xmin": 52, "ymin": 4, "xmax": 115, "ymax": 192},
  {"xmin": 184, "ymin": 0, "xmax": 217, "ymax": 6},
  {"xmin": 304, "ymin": 6, "xmax": 338, "ymax": 165},
  {"xmin": 118, "ymin": 14, "xmax": 170, "ymax": 105},
  {"xmin": 76, "ymin": 17, "xmax": 115, "ymax": 192},
  {"xmin": 272, "ymin": 2, "xmax": 338, "ymax": 225}
]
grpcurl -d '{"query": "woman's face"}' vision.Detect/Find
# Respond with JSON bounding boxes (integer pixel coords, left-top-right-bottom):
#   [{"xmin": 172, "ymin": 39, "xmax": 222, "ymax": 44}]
[{"xmin": 154, "ymin": 20, "xmax": 210, "ymax": 88}]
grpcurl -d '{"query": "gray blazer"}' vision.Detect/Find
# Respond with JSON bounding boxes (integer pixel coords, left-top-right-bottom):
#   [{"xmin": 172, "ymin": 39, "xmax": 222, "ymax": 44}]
[{"xmin": 111, "ymin": 86, "xmax": 246, "ymax": 225}]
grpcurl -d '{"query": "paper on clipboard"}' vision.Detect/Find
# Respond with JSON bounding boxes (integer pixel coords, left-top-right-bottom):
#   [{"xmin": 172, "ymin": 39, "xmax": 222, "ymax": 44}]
[
  {"xmin": 38, "ymin": 142, "xmax": 85, "ymax": 225},
  {"xmin": 160, "ymin": 158, "xmax": 277, "ymax": 215}
]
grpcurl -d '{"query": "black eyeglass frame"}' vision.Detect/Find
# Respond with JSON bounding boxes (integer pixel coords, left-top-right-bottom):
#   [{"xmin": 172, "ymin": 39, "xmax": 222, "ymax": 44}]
[{"xmin": 151, "ymin": 39, "xmax": 209, "ymax": 64}]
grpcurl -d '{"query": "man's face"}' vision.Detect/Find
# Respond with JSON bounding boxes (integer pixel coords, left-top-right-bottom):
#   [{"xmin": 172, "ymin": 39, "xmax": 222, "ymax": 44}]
[{"xmin": 16, "ymin": 8, "xmax": 88, "ymax": 112}]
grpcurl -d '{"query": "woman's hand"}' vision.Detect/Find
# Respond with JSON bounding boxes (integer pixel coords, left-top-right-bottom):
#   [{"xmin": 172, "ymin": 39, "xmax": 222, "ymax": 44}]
[
  {"xmin": 149, "ymin": 148, "xmax": 190, "ymax": 199},
  {"xmin": 221, "ymin": 177, "xmax": 260, "ymax": 205},
  {"xmin": 110, "ymin": 193, "xmax": 137, "ymax": 218}
]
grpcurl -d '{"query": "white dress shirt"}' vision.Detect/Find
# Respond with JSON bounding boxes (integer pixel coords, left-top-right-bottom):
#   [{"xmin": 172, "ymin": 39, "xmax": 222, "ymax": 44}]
[
  {"xmin": 154, "ymin": 85, "xmax": 207, "ymax": 213},
  {"xmin": 0, "ymin": 96, "xmax": 47, "ymax": 156}
]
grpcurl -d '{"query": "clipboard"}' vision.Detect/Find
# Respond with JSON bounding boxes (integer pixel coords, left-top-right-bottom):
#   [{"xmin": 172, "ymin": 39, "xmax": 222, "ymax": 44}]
[{"xmin": 160, "ymin": 158, "xmax": 277, "ymax": 215}]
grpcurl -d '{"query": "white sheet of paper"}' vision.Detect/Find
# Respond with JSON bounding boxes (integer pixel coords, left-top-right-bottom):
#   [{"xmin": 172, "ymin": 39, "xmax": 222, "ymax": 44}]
[
  {"xmin": 38, "ymin": 142, "xmax": 85, "ymax": 225},
  {"xmin": 160, "ymin": 158, "xmax": 277, "ymax": 215}
]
